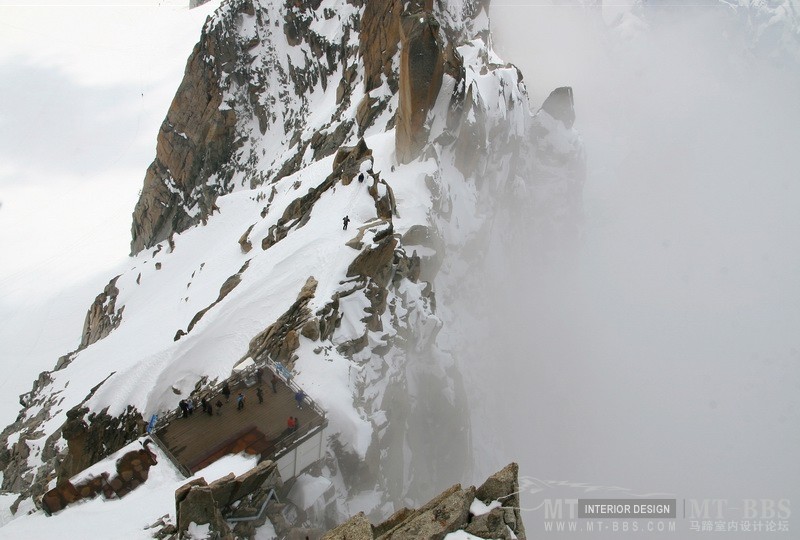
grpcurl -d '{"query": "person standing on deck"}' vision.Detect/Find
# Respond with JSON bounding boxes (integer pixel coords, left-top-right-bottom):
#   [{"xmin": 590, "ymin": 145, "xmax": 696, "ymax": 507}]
[
  {"xmin": 203, "ymin": 396, "xmax": 213, "ymax": 416},
  {"xmin": 237, "ymin": 393, "xmax": 245, "ymax": 411},
  {"xmin": 294, "ymin": 390, "xmax": 305, "ymax": 409},
  {"xmin": 271, "ymin": 374, "xmax": 279, "ymax": 394},
  {"xmin": 222, "ymin": 383, "xmax": 231, "ymax": 402},
  {"xmin": 256, "ymin": 387, "xmax": 264, "ymax": 404}
]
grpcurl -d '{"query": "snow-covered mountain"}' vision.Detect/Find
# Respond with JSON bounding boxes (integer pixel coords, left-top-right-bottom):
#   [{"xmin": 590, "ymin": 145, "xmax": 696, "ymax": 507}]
[
  {"xmin": 0, "ymin": 0, "xmax": 582, "ymax": 536},
  {"xmin": 2, "ymin": 0, "xmax": 798, "ymax": 538}
]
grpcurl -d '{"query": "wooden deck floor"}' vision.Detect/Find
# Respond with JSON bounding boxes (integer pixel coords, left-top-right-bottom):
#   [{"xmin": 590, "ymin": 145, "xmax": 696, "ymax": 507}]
[{"xmin": 155, "ymin": 377, "xmax": 323, "ymax": 474}]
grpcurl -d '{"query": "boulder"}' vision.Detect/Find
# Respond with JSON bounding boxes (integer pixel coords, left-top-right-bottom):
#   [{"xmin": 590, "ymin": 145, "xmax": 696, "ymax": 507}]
[
  {"xmin": 322, "ymin": 511, "xmax": 374, "ymax": 540},
  {"xmin": 346, "ymin": 238, "xmax": 397, "ymax": 289},
  {"xmin": 177, "ymin": 485, "xmax": 233, "ymax": 539},
  {"xmin": 239, "ymin": 224, "xmax": 255, "ymax": 253},
  {"xmin": 475, "ymin": 462, "xmax": 525, "ymax": 538},
  {"xmin": 231, "ymin": 460, "xmax": 277, "ymax": 502},
  {"xmin": 208, "ymin": 473, "xmax": 238, "ymax": 508},
  {"xmin": 464, "ymin": 507, "xmax": 512, "ymax": 539},
  {"xmin": 300, "ymin": 319, "xmax": 320, "ymax": 341}
]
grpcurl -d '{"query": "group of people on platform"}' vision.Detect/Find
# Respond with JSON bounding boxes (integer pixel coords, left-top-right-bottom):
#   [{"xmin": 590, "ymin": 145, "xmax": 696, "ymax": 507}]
[{"xmin": 176, "ymin": 370, "xmax": 309, "ymax": 438}]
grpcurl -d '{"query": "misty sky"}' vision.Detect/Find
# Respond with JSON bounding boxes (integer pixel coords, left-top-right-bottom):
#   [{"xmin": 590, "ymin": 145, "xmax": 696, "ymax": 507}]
[
  {"xmin": 0, "ymin": 0, "xmax": 218, "ymax": 428},
  {"xmin": 0, "ymin": 1, "xmax": 216, "ymax": 302},
  {"xmin": 479, "ymin": 2, "xmax": 800, "ymax": 536}
]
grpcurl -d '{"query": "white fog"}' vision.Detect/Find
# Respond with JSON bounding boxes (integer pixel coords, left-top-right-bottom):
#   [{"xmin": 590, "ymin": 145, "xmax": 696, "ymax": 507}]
[{"xmin": 473, "ymin": 1, "xmax": 800, "ymax": 535}]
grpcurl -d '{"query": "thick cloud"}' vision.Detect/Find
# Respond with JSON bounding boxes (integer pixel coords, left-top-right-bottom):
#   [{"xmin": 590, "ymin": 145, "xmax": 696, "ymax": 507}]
[
  {"xmin": 0, "ymin": 63, "xmax": 149, "ymax": 182},
  {"xmin": 458, "ymin": 4, "xmax": 800, "ymax": 537}
]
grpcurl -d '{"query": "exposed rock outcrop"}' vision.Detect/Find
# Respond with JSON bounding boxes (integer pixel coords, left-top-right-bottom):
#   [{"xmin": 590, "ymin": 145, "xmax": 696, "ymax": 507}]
[
  {"xmin": 246, "ymin": 276, "xmax": 318, "ymax": 366},
  {"xmin": 0, "ymin": 375, "xmax": 146, "ymax": 514},
  {"xmin": 41, "ymin": 440, "xmax": 158, "ymax": 515},
  {"xmin": 474, "ymin": 462, "xmax": 526, "ymax": 537},
  {"xmin": 177, "ymin": 484, "xmax": 234, "ymax": 539},
  {"xmin": 130, "ymin": 1, "xmax": 244, "ymax": 254},
  {"xmin": 80, "ymin": 275, "xmax": 124, "ymax": 349},
  {"xmin": 325, "ymin": 512, "xmax": 373, "ymax": 540},
  {"xmin": 540, "ymin": 86, "xmax": 576, "ymax": 129},
  {"xmin": 174, "ymin": 460, "xmax": 279, "ymax": 539},
  {"xmin": 262, "ymin": 140, "xmax": 369, "ymax": 251},
  {"xmin": 346, "ymin": 237, "xmax": 397, "ymax": 289},
  {"xmin": 361, "ymin": 1, "xmax": 405, "ymax": 95},
  {"xmin": 323, "ymin": 463, "xmax": 526, "ymax": 539},
  {"xmin": 525, "ymin": 85, "xmax": 586, "ymax": 246},
  {"xmin": 58, "ymin": 405, "xmax": 145, "ymax": 484},
  {"xmin": 238, "ymin": 223, "xmax": 255, "ymax": 253}
]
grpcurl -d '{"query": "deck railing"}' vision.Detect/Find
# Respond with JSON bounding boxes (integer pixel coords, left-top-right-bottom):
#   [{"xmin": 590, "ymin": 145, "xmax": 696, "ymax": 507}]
[
  {"xmin": 150, "ymin": 356, "xmax": 327, "ymax": 478},
  {"xmin": 149, "ymin": 431, "xmax": 192, "ymax": 478},
  {"xmin": 151, "ymin": 357, "xmax": 325, "ymax": 433}
]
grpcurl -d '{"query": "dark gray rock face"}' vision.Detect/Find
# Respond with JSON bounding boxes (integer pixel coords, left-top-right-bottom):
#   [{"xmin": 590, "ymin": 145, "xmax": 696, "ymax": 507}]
[{"xmin": 540, "ymin": 86, "xmax": 576, "ymax": 129}]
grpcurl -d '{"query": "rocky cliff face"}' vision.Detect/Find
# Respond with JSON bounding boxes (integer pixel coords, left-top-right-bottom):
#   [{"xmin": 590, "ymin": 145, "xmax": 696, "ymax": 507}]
[
  {"xmin": 130, "ymin": 5, "xmax": 238, "ymax": 254},
  {"xmin": 80, "ymin": 276, "xmax": 124, "ymax": 349},
  {"xmin": 131, "ymin": 0, "xmax": 500, "ymax": 254},
  {"xmin": 396, "ymin": 10, "xmax": 446, "ymax": 163},
  {"xmin": 324, "ymin": 463, "xmax": 526, "ymax": 540},
  {"xmin": 1, "ymin": 0, "xmax": 584, "ymax": 532}
]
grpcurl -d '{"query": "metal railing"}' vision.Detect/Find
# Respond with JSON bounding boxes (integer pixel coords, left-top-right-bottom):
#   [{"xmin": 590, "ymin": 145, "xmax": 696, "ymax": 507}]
[
  {"xmin": 269, "ymin": 415, "xmax": 327, "ymax": 462},
  {"xmin": 150, "ymin": 357, "xmax": 325, "ymax": 434},
  {"xmin": 149, "ymin": 356, "xmax": 327, "ymax": 478}
]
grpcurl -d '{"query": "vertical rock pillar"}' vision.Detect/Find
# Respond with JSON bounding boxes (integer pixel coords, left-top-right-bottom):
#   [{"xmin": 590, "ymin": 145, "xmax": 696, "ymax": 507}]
[{"xmin": 395, "ymin": 10, "xmax": 444, "ymax": 164}]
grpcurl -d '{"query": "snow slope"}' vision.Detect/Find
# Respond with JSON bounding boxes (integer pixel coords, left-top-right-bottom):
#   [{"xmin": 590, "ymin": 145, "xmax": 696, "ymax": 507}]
[
  {"xmin": 2, "ymin": 1, "xmax": 536, "ymax": 533},
  {"xmin": 0, "ymin": 442, "xmax": 259, "ymax": 539},
  {"xmin": 0, "ymin": 0, "xmax": 220, "ymax": 428}
]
